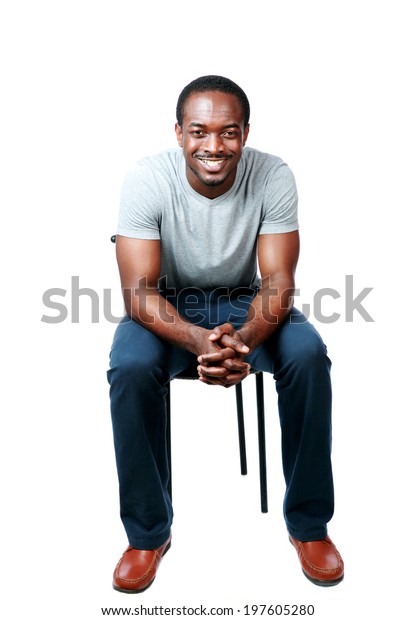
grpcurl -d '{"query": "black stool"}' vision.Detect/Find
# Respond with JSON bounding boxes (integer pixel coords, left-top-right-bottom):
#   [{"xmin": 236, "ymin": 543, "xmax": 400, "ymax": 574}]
[
  {"xmin": 166, "ymin": 371, "xmax": 268, "ymax": 513},
  {"xmin": 111, "ymin": 234, "xmax": 268, "ymax": 512}
]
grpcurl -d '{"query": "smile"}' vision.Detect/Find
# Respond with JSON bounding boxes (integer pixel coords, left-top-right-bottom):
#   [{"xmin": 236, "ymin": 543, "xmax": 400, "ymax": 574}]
[
  {"xmin": 200, "ymin": 158, "xmax": 225, "ymax": 164},
  {"xmin": 198, "ymin": 158, "xmax": 228, "ymax": 170}
]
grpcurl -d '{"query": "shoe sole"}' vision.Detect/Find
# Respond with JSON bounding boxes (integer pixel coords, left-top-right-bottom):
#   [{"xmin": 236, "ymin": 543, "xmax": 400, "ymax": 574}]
[
  {"xmin": 112, "ymin": 540, "xmax": 171, "ymax": 594},
  {"xmin": 302, "ymin": 570, "xmax": 344, "ymax": 587}
]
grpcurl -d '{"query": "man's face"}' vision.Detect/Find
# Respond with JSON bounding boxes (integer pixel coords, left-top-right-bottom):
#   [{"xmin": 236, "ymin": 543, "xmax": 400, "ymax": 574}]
[{"xmin": 175, "ymin": 90, "xmax": 250, "ymax": 199}]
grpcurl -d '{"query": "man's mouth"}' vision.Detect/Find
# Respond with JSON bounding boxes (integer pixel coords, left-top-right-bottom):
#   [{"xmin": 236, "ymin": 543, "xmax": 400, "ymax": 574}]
[{"xmin": 197, "ymin": 157, "xmax": 229, "ymax": 171}]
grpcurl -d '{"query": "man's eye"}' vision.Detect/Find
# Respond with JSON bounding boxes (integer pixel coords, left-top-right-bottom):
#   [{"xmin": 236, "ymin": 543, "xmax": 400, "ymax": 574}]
[
  {"xmin": 190, "ymin": 130, "xmax": 205, "ymax": 137},
  {"xmin": 223, "ymin": 131, "xmax": 238, "ymax": 138}
]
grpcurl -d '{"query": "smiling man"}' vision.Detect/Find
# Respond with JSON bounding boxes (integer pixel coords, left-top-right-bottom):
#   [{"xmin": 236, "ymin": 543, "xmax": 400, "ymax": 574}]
[{"xmin": 108, "ymin": 75, "xmax": 344, "ymax": 592}]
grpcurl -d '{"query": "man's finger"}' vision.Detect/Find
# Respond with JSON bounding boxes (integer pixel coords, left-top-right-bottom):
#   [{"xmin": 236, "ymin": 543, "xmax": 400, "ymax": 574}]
[
  {"xmin": 219, "ymin": 333, "xmax": 250, "ymax": 353},
  {"xmin": 199, "ymin": 370, "xmax": 250, "ymax": 387},
  {"xmin": 197, "ymin": 347, "xmax": 235, "ymax": 364},
  {"xmin": 197, "ymin": 364, "xmax": 229, "ymax": 378},
  {"xmin": 221, "ymin": 359, "xmax": 251, "ymax": 373}
]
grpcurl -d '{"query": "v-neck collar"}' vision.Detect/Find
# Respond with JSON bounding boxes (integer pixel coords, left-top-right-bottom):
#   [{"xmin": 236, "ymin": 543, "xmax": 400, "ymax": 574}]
[{"xmin": 178, "ymin": 150, "xmax": 246, "ymax": 206}]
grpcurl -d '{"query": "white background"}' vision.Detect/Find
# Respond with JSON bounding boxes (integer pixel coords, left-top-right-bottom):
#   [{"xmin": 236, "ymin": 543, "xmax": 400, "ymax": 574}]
[{"xmin": 1, "ymin": 1, "xmax": 414, "ymax": 618}]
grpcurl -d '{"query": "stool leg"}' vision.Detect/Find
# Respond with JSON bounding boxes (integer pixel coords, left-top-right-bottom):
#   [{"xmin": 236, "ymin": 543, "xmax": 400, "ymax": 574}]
[
  {"xmin": 235, "ymin": 382, "xmax": 248, "ymax": 475},
  {"xmin": 256, "ymin": 372, "xmax": 268, "ymax": 513},
  {"xmin": 166, "ymin": 383, "xmax": 172, "ymax": 500}
]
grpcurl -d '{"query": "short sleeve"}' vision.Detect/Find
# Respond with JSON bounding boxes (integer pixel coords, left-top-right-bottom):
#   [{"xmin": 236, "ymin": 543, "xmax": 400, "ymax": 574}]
[
  {"xmin": 117, "ymin": 163, "xmax": 161, "ymax": 239},
  {"xmin": 259, "ymin": 163, "xmax": 299, "ymax": 234}
]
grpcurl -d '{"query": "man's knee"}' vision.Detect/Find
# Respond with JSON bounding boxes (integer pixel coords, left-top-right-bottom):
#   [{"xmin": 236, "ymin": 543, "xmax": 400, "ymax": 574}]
[
  {"xmin": 277, "ymin": 320, "xmax": 331, "ymax": 374},
  {"xmin": 110, "ymin": 351, "xmax": 153, "ymax": 378},
  {"xmin": 108, "ymin": 323, "xmax": 168, "ymax": 386},
  {"xmin": 295, "ymin": 332, "xmax": 329, "ymax": 368}
]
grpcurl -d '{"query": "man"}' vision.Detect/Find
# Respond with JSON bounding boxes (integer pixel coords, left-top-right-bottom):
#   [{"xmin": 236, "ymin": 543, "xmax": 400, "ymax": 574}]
[{"xmin": 108, "ymin": 75, "xmax": 344, "ymax": 592}]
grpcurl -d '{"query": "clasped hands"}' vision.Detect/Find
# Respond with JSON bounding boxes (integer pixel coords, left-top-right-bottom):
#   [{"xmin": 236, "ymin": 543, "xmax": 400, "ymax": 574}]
[{"xmin": 196, "ymin": 323, "xmax": 251, "ymax": 387}]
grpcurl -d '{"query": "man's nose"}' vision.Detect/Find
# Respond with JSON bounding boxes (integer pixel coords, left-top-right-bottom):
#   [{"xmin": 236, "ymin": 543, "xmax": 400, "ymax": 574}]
[{"xmin": 204, "ymin": 133, "xmax": 224, "ymax": 153}]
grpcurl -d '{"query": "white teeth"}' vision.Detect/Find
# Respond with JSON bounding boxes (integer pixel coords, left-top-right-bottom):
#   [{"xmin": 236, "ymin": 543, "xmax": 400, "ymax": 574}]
[{"xmin": 202, "ymin": 159, "xmax": 224, "ymax": 166}]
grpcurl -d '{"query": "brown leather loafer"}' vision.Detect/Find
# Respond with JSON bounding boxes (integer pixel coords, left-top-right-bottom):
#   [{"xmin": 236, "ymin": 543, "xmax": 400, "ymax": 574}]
[
  {"xmin": 289, "ymin": 535, "xmax": 344, "ymax": 586},
  {"xmin": 113, "ymin": 535, "xmax": 171, "ymax": 593}
]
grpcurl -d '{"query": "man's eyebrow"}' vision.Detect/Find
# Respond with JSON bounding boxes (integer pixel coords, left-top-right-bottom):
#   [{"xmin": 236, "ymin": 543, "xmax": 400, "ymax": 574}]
[{"xmin": 188, "ymin": 122, "xmax": 240, "ymax": 129}]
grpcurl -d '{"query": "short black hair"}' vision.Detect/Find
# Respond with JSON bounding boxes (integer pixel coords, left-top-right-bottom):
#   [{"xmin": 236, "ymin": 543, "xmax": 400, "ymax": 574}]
[{"xmin": 176, "ymin": 75, "xmax": 250, "ymax": 127}]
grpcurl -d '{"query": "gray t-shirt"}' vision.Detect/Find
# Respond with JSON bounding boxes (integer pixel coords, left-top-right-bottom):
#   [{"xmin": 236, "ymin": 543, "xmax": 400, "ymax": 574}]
[{"xmin": 117, "ymin": 146, "xmax": 298, "ymax": 291}]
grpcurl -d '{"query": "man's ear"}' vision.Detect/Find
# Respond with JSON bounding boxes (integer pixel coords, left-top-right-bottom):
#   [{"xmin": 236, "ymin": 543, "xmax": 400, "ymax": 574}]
[
  {"xmin": 175, "ymin": 122, "xmax": 183, "ymax": 147},
  {"xmin": 243, "ymin": 123, "xmax": 250, "ymax": 146}
]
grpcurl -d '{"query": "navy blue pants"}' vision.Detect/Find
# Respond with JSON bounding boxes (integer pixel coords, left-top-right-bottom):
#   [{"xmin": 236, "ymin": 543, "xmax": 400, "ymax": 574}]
[{"xmin": 107, "ymin": 289, "xmax": 334, "ymax": 549}]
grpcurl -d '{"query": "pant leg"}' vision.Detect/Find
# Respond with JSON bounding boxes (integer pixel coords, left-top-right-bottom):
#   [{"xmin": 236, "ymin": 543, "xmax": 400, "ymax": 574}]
[
  {"xmin": 247, "ymin": 308, "xmax": 334, "ymax": 541},
  {"xmin": 107, "ymin": 288, "xmax": 255, "ymax": 548},
  {"xmin": 107, "ymin": 315, "xmax": 194, "ymax": 549}
]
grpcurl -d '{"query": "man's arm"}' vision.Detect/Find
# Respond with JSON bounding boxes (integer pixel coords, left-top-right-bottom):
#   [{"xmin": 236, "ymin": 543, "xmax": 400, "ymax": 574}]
[
  {"xmin": 115, "ymin": 235, "xmax": 250, "ymax": 368},
  {"xmin": 238, "ymin": 230, "xmax": 299, "ymax": 349},
  {"xmin": 197, "ymin": 231, "xmax": 299, "ymax": 384}
]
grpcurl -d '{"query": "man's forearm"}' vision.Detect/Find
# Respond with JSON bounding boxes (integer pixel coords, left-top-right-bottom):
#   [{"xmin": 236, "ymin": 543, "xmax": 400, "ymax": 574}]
[
  {"xmin": 237, "ymin": 276, "xmax": 295, "ymax": 350},
  {"xmin": 123, "ymin": 286, "xmax": 208, "ymax": 355}
]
